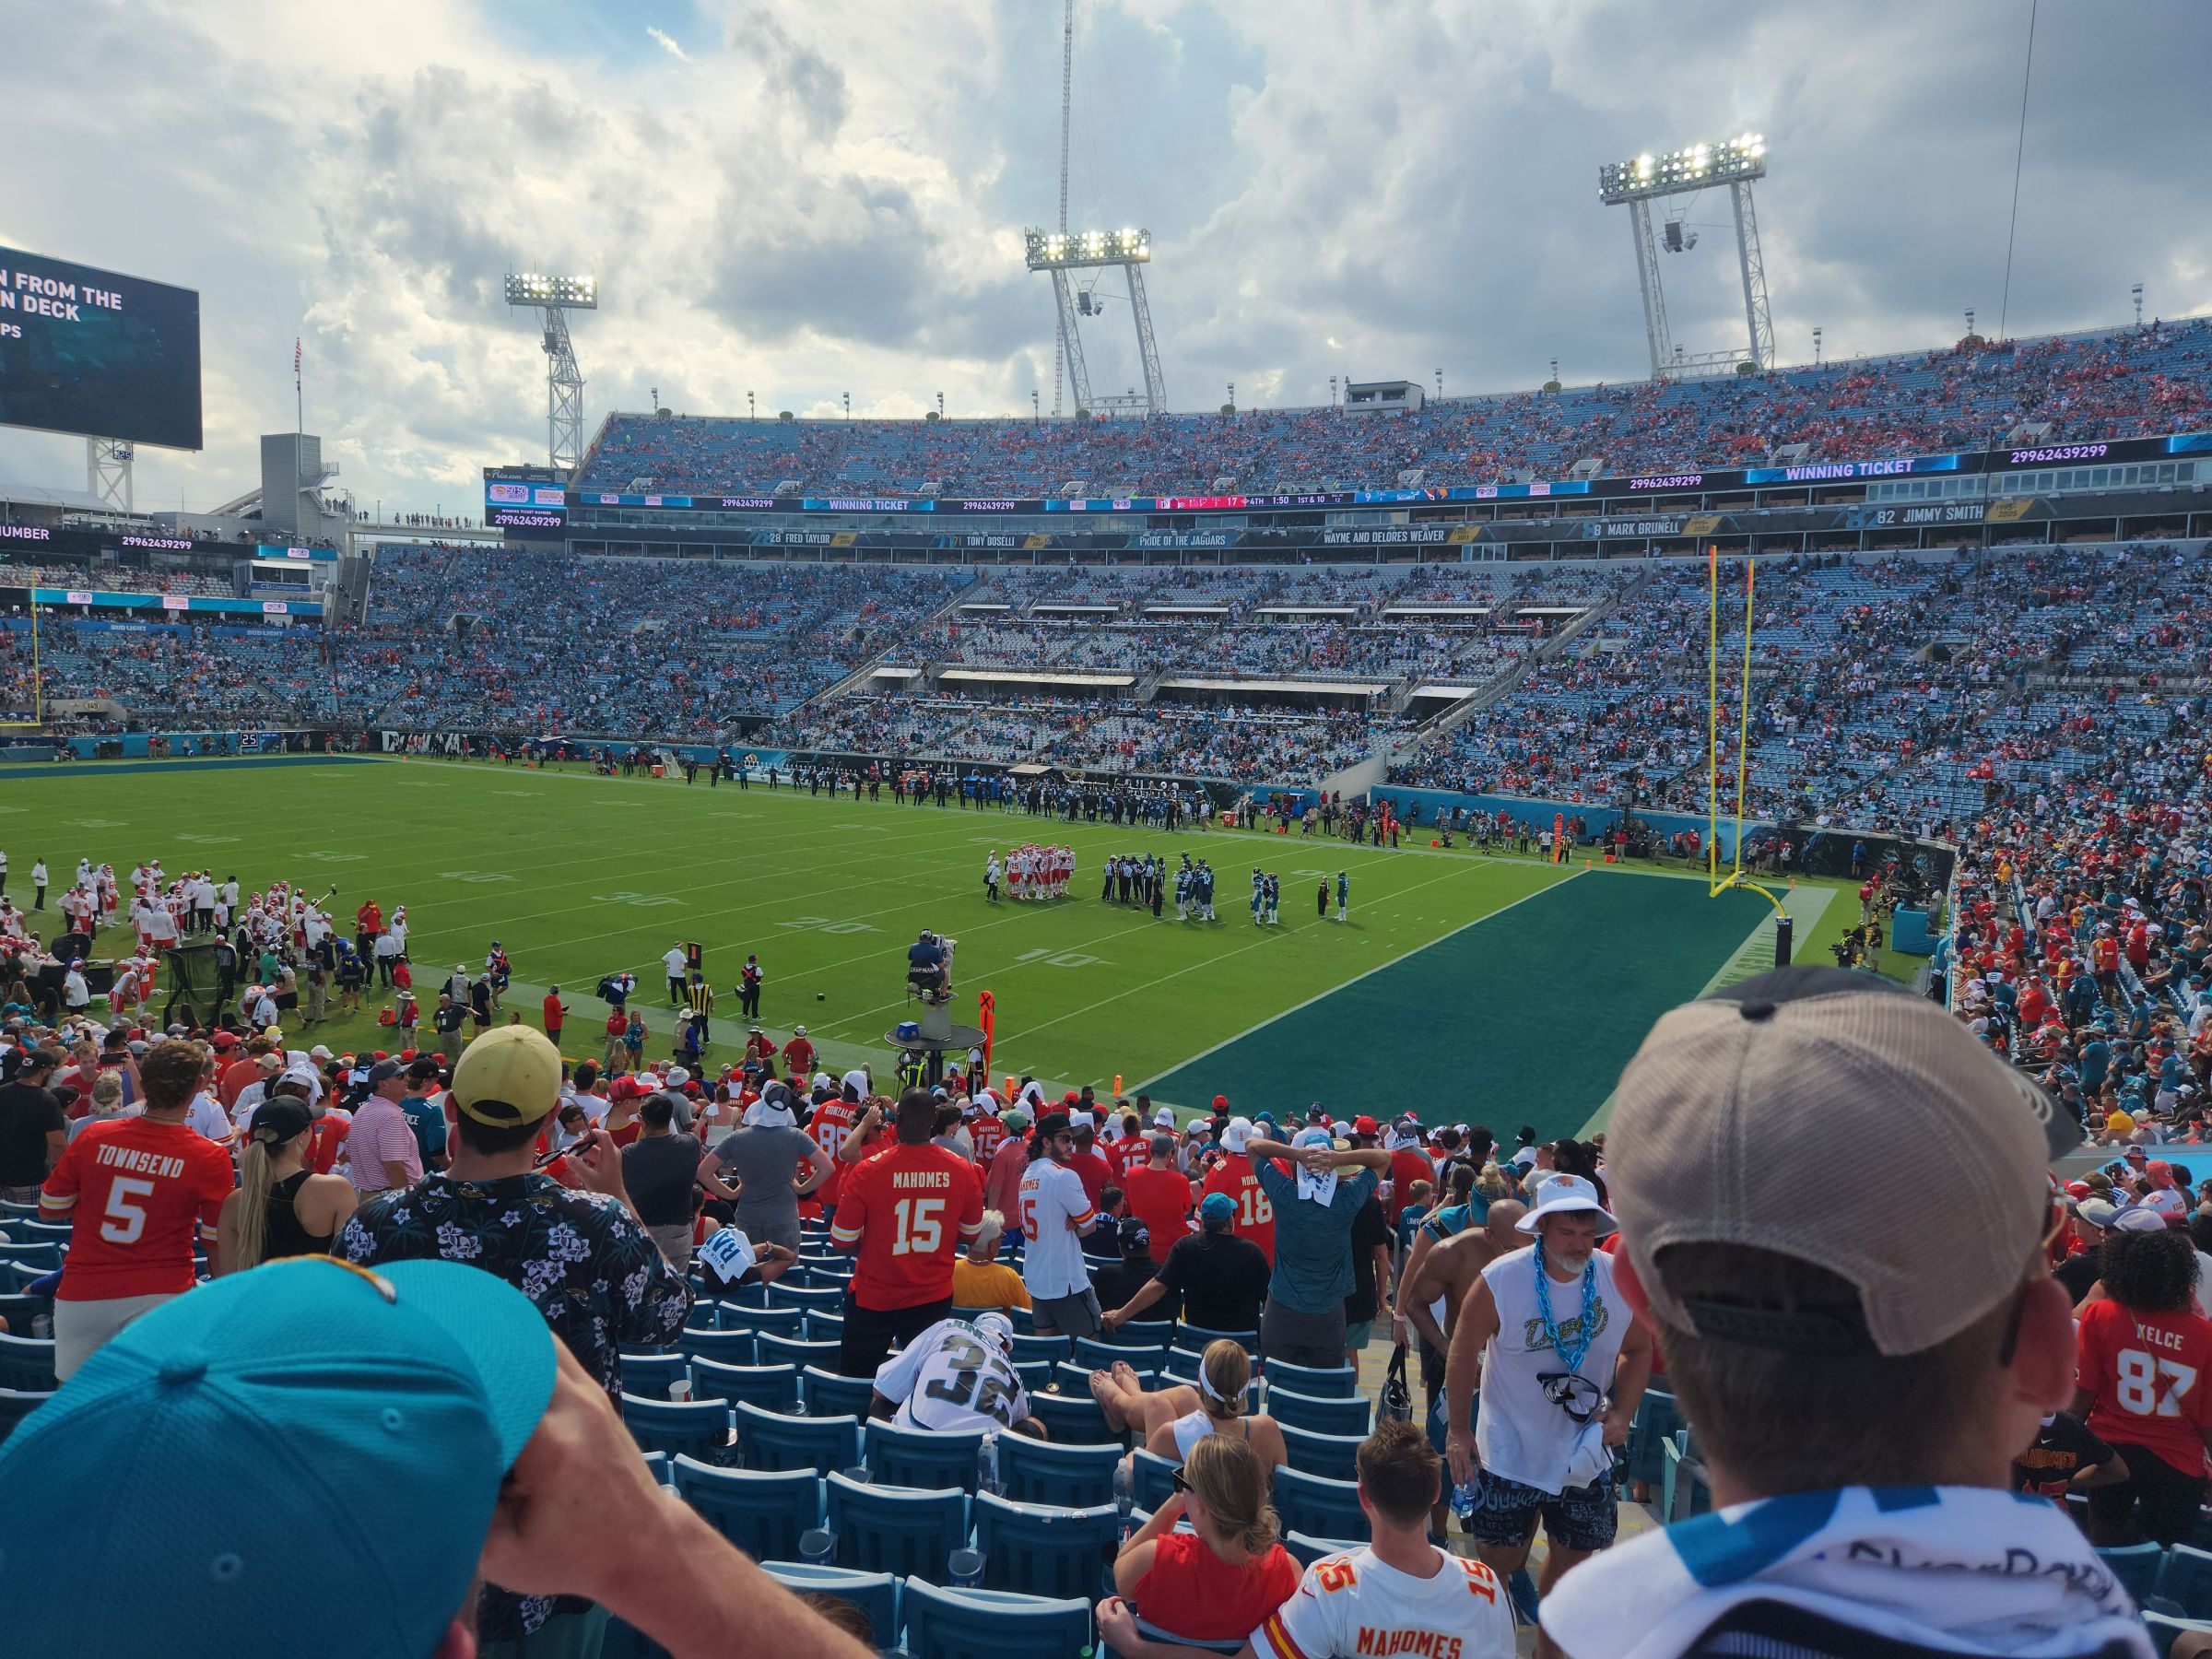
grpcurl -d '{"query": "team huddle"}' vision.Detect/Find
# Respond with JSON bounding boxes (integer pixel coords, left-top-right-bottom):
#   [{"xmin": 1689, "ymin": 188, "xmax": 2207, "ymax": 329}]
[{"xmin": 983, "ymin": 845, "xmax": 1075, "ymax": 902}]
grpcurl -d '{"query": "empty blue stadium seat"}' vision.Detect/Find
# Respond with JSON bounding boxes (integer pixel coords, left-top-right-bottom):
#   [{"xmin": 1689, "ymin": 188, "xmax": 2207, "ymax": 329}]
[
  {"xmin": 970, "ymin": 1491, "xmax": 1120, "ymax": 1599},
  {"xmin": 1625, "ymin": 1388, "xmax": 1683, "ymax": 1491},
  {"xmin": 996, "ymin": 1432, "xmax": 1123, "ymax": 1508},
  {"xmin": 1111, "ymin": 1320, "xmax": 1176, "ymax": 1349},
  {"xmin": 677, "ymin": 1327, "xmax": 758, "ymax": 1366},
  {"xmin": 1129, "ymin": 1448, "xmax": 1178, "ymax": 1513},
  {"xmin": 826, "ymin": 1472, "xmax": 970, "ymax": 1578},
  {"xmin": 1262, "ymin": 1360, "xmax": 1358, "ymax": 1398},
  {"xmin": 687, "ymin": 1358, "xmax": 800, "ymax": 1411},
  {"xmin": 0, "ymin": 1333, "xmax": 58, "ymax": 1393},
  {"xmin": 619, "ymin": 1393, "xmax": 734, "ymax": 1463},
  {"xmin": 1009, "ymin": 1333, "xmax": 1072, "ymax": 1365},
  {"xmin": 731, "ymin": 1303, "xmax": 806, "ymax": 1339},
  {"xmin": 2144, "ymin": 1610, "xmax": 2212, "ymax": 1658},
  {"xmin": 2157, "ymin": 1545, "xmax": 2212, "ymax": 1620},
  {"xmin": 638, "ymin": 1450, "xmax": 670, "ymax": 1487},
  {"xmin": 756, "ymin": 1332, "xmax": 844, "ymax": 1371},
  {"xmin": 801, "ymin": 1366, "xmax": 877, "ymax": 1419},
  {"xmin": 1272, "ymin": 1468, "xmax": 1370, "ymax": 1543},
  {"xmin": 1265, "ymin": 1386, "xmax": 1371, "ymax": 1438},
  {"xmin": 733, "ymin": 1400, "xmax": 862, "ymax": 1474},
  {"xmin": 1029, "ymin": 1390, "xmax": 1119, "ymax": 1444},
  {"xmin": 900, "ymin": 1577, "xmax": 1093, "ymax": 1659},
  {"xmin": 805, "ymin": 1312, "xmax": 844, "ymax": 1342},
  {"xmin": 672, "ymin": 1458, "xmax": 822, "ymax": 1560},
  {"xmin": 1172, "ymin": 1325, "xmax": 1258, "ymax": 1358},
  {"xmin": 1283, "ymin": 1532, "xmax": 1364, "ymax": 1571},
  {"xmin": 1277, "ymin": 1423, "xmax": 1365, "ymax": 1483},
  {"xmin": 618, "ymin": 1352, "xmax": 689, "ymax": 1397},
  {"xmin": 865, "ymin": 1420, "xmax": 988, "ymax": 1492},
  {"xmin": 761, "ymin": 1562, "xmax": 900, "ymax": 1650}
]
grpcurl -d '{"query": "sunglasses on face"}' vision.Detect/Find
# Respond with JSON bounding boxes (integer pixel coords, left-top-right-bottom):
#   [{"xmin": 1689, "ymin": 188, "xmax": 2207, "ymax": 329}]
[{"xmin": 1170, "ymin": 1465, "xmax": 1191, "ymax": 1496}]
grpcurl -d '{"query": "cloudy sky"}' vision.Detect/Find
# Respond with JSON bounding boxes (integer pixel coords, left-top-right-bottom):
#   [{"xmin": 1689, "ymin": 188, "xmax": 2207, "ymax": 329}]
[{"xmin": 2, "ymin": 0, "xmax": 2206, "ymax": 515}]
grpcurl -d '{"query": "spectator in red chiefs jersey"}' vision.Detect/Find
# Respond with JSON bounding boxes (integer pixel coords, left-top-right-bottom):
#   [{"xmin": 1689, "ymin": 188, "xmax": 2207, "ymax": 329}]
[
  {"xmin": 984, "ymin": 1106, "xmax": 1033, "ymax": 1217},
  {"xmin": 1124, "ymin": 1133, "xmax": 1194, "ymax": 1254},
  {"xmin": 2076, "ymin": 1225, "xmax": 2212, "ymax": 1547},
  {"xmin": 1069, "ymin": 1117, "xmax": 1115, "ymax": 1210},
  {"xmin": 830, "ymin": 1088, "xmax": 984, "ymax": 1376},
  {"xmin": 39, "ymin": 1037, "xmax": 235, "ymax": 1380},
  {"xmin": 1201, "ymin": 1116, "xmax": 1277, "ymax": 1264}
]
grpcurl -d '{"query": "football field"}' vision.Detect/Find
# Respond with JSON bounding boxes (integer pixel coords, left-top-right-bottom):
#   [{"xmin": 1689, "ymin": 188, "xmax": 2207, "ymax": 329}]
[{"xmin": 2, "ymin": 755, "xmax": 1819, "ymax": 1138}]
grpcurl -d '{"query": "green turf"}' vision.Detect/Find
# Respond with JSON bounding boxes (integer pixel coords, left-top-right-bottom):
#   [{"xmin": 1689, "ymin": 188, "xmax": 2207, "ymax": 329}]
[
  {"xmin": 1148, "ymin": 867, "xmax": 1773, "ymax": 1138},
  {"xmin": 3, "ymin": 757, "xmax": 1776, "ymax": 1115}
]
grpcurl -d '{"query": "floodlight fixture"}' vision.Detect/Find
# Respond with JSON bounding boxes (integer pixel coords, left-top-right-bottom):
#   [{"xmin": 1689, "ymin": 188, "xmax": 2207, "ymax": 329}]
[
  {"xmin": 504, "ymin": 268, "xmax": 598, "ymax": 470},
  {"xmin": 1024, "ymin": 227, "xmax": 1151, "ymax": 270},
  {"xmin": 1021, "ymin": 226, "xmax": 1166, "ymax": 416},
  {"xmin": 1597, "ymin": 135, "xmax": 1775, "ymax": 382},
  {"xmin": 1597, "ymin": 135, "xmax": 1766, "ymax": 206},
  {"xmin": 502, "ymin": 272, "xmax": 599, "ymax": 309}
]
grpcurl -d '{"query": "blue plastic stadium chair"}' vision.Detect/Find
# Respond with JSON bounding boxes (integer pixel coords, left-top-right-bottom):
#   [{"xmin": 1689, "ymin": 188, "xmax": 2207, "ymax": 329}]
[
  {"xmin": 0, "ymin": 1242, "xmax": 63, "ymax": 1275},
  {"xmin": 734, "ymin": 1303, "xmax": 806, "ymax": 1339},
  {"xmin": 0, "ymin": 1385, "xmax": 53, "ymax": 1445},
  {"xmin": 1030, "ymin": 1390, "xmax": 1119, "ymax": 1445},
  {"xmin": 1624, "ymin": 1388, "xmax": 1683, "ymax": 1491},
  {"xmin": 0, "ymin": 1333, "xmax": 58, "ymax": 1393},
  {"xmin": 997, "ymin": 1432, "xmax": 1123, "ymax": 1508},
  {"xmin": 1283, "ymin": 1532, "xmax": 1365, "ymax": 1571},
  {"xmin": 1661, "ymin": 1430, "xmax": 1712, "ymax": 1522},
  {"xmin": 1009, "ymin": 1333, "xmax": 1073, "ymax": 1365},
  {"xmin": 2156, "ymin": 1545, "xmax": 2212, "ymax": 1620},
  {"xmin": 671, "ymin": 1458, "xmax": 822, "ymax": 1561},
  {"xmin": 2145, "ymin": 1611, "xmax": 2212, "ymax": 1658},
  {"xmin": 725, "ymin": 1282, "xmax": 776, "ymax": 1311},
  {"xmin": 1013, "ymin": 1359, "xmax": 1054, "ymax": 1395},
  {"xmin": 865, "ymin": 1420, "xmax": 987, "ymax": 1493},
  {"xmin": 1074, "ymin": 1335, "xmax": 1159, "ymax": 1372},
  {"xmin": 0, "ymin": 1292, "xmax": 51, "ymax": 1333},
  {"xmin": 1129, "ymin": 1616, "xmax": 1246, "ymax": 1655},
  {"xmin": 733, "ymin": 1400, "xmax": 862, "ymax": 1475},
  {"xmin": 755, "ymin": 1332, "xmax": 844, "ymax": 1371},
  {"xmin": 970, "ymin": 1491, "xmax": 1120, "ymax": 1599},
  {"xmin": 901, "ymin": 1577, "xmax": 1093, "ymax": 1659},
  {"xmin": 801, "ymin": 1366, "xmax": 878, "ymax": 1420},
  {"xmin": 16, "ymin": 1221, "xmax": 70, "ymax": 1246},
  {"xmin": 1263, "ymin": 1359, "xmax": 1359, "ymax": 1399},
  {"xmin": 688, "ymin": 1358, "xmax": 800, "ymax": 1412},
  {"xmin": 805, "ymin": 1311, "xmax": 844, "ymax": 1342},
  {"xmin": 619, "ymin": 1393, "xmax": 734, "ymax": 1463},
  {"xmin": 677, "ymin": 1327, "xmax": 758, "ymax": 1366},
  {"xmin": 1108, "ymin": 1319, "xmax": 1176, "ymax": 1350},
  {"xmin": 639, "ymin": 1450, "xmax": 671, "ymax": 1487},
  {"xmin": 761, "ymin": 1562, "xmax": 900, "ymax": 1651},
  {"xmin": 1277, "ymin": 1423, "xmax": 1365, "ymax": 1483},
  {"xmin": 618, "ymin": 1351, "xmax": 690, "ymax": 1397},
  {"xmin": 1129, "ymin": 1448, "xmax": 1178, "ymax": 1513},
  {"xmin": 826, "ymin": 1471, "xmax": 971, "ymax": 1578},
  {"xmin": 1272, "ymin": 1468, "xmax": 1371, "ymax": 1543},
  {"xmin": 1055, "ymin": 1359, "xmax": 1157, "ymax": 1398},
  {"xmin": 2101, "ymin": 1542, "xmax": 2171, "ymax": 1603},
  {"xmin": 768, "ymin": 1283, "xmax": 847, "ymax": 1312},
  {"xmin": 1171, "ymin": 1324, "xmax": 1258, "ymax": 1358},
  {"xmin": 1265, "ymin": 1386, "xmax": 1371, "ymax": 1439}
]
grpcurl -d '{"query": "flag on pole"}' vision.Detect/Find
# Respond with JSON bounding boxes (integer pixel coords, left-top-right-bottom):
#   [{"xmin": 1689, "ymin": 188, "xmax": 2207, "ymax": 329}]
[{"xmin": 294, "ymin": 338, "xmax": 301, "ymax": 375}]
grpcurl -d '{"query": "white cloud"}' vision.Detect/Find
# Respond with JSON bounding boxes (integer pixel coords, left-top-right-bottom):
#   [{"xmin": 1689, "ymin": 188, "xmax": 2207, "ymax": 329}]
[
  {"xmin": 645, "ymin": 26, "xmax": 691, "ymax": 62},
  {"xmin": 0, "ymin": 0, "xmax": 2205, "ymax": 514}
]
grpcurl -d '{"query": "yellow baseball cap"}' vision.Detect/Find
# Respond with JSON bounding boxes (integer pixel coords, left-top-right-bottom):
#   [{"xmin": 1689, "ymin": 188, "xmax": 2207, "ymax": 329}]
[{"xmin": 451, "ymin": 1026, "xmax": 562, "ymax": 1127}]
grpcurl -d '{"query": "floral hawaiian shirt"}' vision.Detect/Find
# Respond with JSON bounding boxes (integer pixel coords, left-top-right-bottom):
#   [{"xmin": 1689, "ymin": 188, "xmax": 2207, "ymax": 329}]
[{"xmin": 341, "ymin": 1171, "xmax": 691, "ymax": 1641}]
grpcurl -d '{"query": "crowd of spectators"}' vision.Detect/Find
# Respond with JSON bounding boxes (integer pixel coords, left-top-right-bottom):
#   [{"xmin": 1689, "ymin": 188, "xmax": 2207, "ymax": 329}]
[{"xmin": 580, "ymin": 320, "xmax": 2212, "ymax": 498}]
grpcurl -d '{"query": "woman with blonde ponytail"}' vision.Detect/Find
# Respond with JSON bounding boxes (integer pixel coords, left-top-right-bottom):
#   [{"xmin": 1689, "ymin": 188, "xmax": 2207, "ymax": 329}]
[
  {"xmin": 215, "ymin": 1096, "xmax": 356, "ymax": 1274},
  {"xmin": 1093, "ymin": 1337, "xmax": 1289, "ymax": 1477},
  {"xmin": 1102, "ymin": 1431, "xmax": 1299, "ymax": 1646}
]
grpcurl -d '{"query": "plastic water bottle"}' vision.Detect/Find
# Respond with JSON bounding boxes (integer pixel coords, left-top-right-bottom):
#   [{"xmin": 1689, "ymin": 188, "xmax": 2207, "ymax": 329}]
[
  {"xmin": 1112, "ymin": 1458, "xmax": 1135, "ymax": 1539},
  {"xmin": 1450, "ymin": 1480, "xmax": 1477, "ymax": 1522},
  {"xmin": 976, "ymin": 1431, "xmax": 1001, "ymax": 1498}
]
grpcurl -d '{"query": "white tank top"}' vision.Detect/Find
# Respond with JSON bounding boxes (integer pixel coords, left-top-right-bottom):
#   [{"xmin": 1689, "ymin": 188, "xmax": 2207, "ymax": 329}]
[
  {"xmin": 1171, "ymin": 1408, "xmax": 1248, "ymax": 1461},
  {"xmin": 1474, "ymin": 1245, "xmax": 1629, "ymax": 1495}
]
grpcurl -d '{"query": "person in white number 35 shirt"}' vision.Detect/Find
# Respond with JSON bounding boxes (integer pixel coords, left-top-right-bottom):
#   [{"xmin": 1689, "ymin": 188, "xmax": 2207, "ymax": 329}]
[{"xmin": 869, "ymin": 1312, "xmax": 1043, "ymax": 1437}]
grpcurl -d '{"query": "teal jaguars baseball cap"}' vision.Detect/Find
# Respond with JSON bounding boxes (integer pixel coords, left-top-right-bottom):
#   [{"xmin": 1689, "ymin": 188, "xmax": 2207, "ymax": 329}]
[{"xmin": 0, "ymin": 1256, "xmax": 558, "ymax": 1658}]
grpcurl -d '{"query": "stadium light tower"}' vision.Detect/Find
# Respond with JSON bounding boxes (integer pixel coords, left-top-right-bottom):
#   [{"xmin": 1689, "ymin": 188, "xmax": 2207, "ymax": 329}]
[
  {"xmin": 503, "ymin": 271, "xmax": 597, "ymax": 473},
  {"xmin": 1598, "ymin": 136, "xmax": 1775, "ymax": 382},
  {"xmin": 1024, "ymin": 229, "xmax": 1166, "ymax": 417}
]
